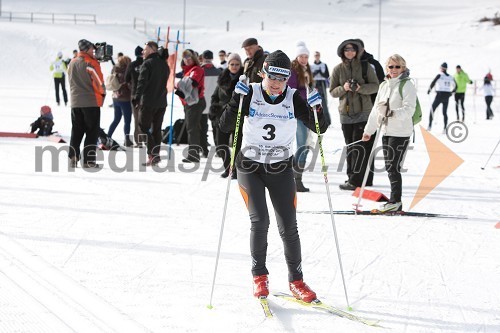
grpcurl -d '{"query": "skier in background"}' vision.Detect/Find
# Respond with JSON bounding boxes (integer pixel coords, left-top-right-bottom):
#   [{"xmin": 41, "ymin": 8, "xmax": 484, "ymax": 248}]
[
  {"xmin": 453, "ymin": 65, "xmax": 473, "ymax": 122},
  {"xmin": 50, "ymin": 51, "xmax": 68, "ymax": 106},
  {"xmin": 427, "ymin": 62, "xmax": 457, "ymax": 132}
]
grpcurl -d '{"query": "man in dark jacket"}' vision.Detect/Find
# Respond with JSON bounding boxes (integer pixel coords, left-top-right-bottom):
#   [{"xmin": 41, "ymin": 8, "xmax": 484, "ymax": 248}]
[
  {"xmin": 241, "ymin": 38, "xmax": 266, "ymax": 83},
  {"xmin": 134, "ymin": 41, "xmax": 170, "ymax": 166},
  {"xmin": 125, "ymin": 46, "xmax": 144, "ymax": 146}
]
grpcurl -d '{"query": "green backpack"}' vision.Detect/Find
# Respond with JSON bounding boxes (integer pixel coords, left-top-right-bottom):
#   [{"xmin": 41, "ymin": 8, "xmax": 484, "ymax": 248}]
[{"xmin": 398, "ymin": 79, "xmax": 422, "ymax": 125}]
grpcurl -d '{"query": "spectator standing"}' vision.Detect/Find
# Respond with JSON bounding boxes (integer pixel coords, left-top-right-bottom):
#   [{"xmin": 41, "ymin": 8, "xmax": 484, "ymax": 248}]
[
  {"xmin": 125, "ymin": 46, "xmax": 144, "ymax": 146},
  {"xmin": 362, "ymin": 54, "xmax": 416, "ymax": 213},
  {"xmin": 241, "ymin": 38, "xmax": 266, "ymax": 83},
  {"xmin": 329, "ymin": 39, "xmax": 379, "ymax": 191},
  {"xmin": 201, "ymin": 50, "xmax": 222, "ymax": 157},
  {"xmin": 209, "ymin": 53, "xmax": 244, "ymax": 178},
  {"xmin": 310, "ymin": 51, "xmax": 331, "ymax": 125},
  {"xmin": 134, "ymin": 41, "xmax": 170, "ymax": 166},
  {"xmin": 453, "ymin": 65, "xmax": 473, "ymax": 122},
  {"xmin": 176, "ymin": 49, "xmax": 206, "ymax": 163},
  {"xmin": 218, "ymin": 50, "xmax": 228, "ymax": 70},
  {"xmin": 108, "ymin": 56, "xmax": 133, "ymax": 146},
  {"xmin": 288, "ymin": 41, "xmax": 314, "ymax": 192},
  {"xmin": 50, "ymin": 51, "xmax": 69, "ymax": 106},
  {"xmin": 67, "ymin": 39, "xmax": 106, "ymax": 168}
]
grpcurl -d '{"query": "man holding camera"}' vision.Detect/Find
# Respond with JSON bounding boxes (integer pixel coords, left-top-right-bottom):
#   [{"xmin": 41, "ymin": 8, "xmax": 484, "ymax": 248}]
[
  {"xmin": 67, "ymin": 39, "xmax": 106, "ymax": 168},
  {"xmin": 330, "ymin": 39, "xmax": 379, "ymax": 191}
]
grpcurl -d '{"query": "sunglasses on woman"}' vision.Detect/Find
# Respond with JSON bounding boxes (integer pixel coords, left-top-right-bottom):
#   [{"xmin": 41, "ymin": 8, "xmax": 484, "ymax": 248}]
[
  {"xmin": 388, "ymin": 65, "xmax": 401, "ymax": 69},
  {"xmin": 266, "ymin": 73, "xmax": 288, "ymax": 82}
]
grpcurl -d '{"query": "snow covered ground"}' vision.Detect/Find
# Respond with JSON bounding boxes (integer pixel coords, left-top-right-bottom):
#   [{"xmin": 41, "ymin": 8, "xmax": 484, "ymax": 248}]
[{"xmin": 0, "ymin": 0, "xmax": 499, "ymax": 332}]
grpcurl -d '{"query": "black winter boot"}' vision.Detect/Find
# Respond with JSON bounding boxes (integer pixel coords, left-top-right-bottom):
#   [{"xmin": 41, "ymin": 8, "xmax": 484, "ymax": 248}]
[{"xmin": 294, "ymin": 161, "xmax": 310, "ymax": 192}]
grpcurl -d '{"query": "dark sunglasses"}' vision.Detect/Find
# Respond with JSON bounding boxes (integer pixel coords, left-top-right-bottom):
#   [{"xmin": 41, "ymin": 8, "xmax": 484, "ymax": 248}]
[
  {"xmin": 388, "ymin": 65, "xmax": 401, "ymax": 69},
  {"xmin": 266, "ymin": 73, "xmax": 288, "ymax": 82},
  {"xmin": 344, "ymin": 48, "xmax": 355, "ymax": 52}
]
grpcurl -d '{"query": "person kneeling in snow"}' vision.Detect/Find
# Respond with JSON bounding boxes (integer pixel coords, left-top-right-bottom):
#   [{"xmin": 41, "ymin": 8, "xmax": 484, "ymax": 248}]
[{"xmin": 30, "ymin": 105, "xmax": 54, "ymax": 136}]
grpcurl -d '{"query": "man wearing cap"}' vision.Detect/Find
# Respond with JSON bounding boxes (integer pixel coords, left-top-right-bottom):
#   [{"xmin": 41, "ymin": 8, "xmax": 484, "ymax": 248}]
[
  {"xmin": 241, "ymin": 38, "xmax": 266, "ymax": 83},
  {"xmin": 219, "ymin": 50, "xmax": 328, "ymax": 303},
  {"xmin": 67, "ymin": 39, "xmax": 106, "ymax": 168},
  {"xmin": 427, "ymin": 62, "xmax": 457, "ymax": 131},
  {"xmin": 453, "ymin": 65, "xmax": 473, "ymax": 122},
  {"xmin": 50, "ymin": 51, "xmax": 69, "ymax": 106}
]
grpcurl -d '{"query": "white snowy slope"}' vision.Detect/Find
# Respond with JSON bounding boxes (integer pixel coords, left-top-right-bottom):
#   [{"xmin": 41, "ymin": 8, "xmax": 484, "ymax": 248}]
[{"xmin": 0, "ymin": 0, "xmax": 499, "ymax": 332}]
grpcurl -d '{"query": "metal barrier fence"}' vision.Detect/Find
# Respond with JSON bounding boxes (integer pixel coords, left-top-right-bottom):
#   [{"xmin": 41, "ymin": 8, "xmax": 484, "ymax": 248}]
[{"xmin": 0, "ymin": 11, "xmax": 96, "ymax": 24}]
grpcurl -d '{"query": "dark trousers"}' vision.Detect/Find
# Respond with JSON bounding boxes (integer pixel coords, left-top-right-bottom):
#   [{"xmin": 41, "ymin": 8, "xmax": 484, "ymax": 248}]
[
  {"xmin": 108, "ymin": 100, "xmax": 132, "ymax": 138},
  {"xmin": 139, "ymin": 106, "xmax": 166, "ymax": 158},
  {"xmin": 69, "ymin": 107, "xmax": 100, "ymax": 163},
  {"xmin": 429, "ymin": 92, "xmax": 452, "ymax": 129},
  {"xmin": 382, "ymin": 136, "xmax": 410, "ymax": 203},
  {"xmin": 131, "ymin": 103, "xmax": 143, "ymax": 145},
  {"xmin": 54, "ymin": 76, "xmax": 68, "ymax": 105},
  {"xmin": 341, "ymin": 122, "xmax": 375, "ymax": 187},
  {"xmin": 216, "ymin": 119, "xmax": 243, "ymax": 172},
  {"xmin": 455, "ymin": 92, "xmax": 465, "ymax": 121},
  {"xmin": 237, "ymin": 165, "xmax": 303, "ymax": 282},
  {"xmin": 485, "ymin": 96, "xmax": 494, "ymax": 119},
  {"xmin": 184, "ymin": 98, "xmax": 206, "ymax": 161},
  {"xmin": 199, "ymin": 113, "xmax": 209, "ymax": 156}
]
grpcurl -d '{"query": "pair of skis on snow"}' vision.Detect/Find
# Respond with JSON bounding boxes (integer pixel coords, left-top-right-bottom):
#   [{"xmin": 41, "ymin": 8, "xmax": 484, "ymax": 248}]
[
  {"xmin": 258, "ymin": 292, "xmax": 381, "ymax": 327},
  {"xmin": 298, "ymin": 209, "xmax": 467, "ymax": 219}
]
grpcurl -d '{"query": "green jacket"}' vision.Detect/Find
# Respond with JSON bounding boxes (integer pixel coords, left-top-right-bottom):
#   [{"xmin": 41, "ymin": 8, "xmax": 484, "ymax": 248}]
[
  {"xmin": 50, "ymin": 57, "xmax": 67, "ymax": 79},
  {"xmin": 454, "ymin": 71, "xmax": 472, "ymax": 93}
]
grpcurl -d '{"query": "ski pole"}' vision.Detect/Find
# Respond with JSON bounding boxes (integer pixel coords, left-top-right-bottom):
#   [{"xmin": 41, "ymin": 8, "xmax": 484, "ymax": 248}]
[
  {"xmin": 354, "ymin": 99, "xmax": 389, "ymax": 212},
  {"xmin": 167, "ymin": 29, "xmax": 180, "ymax": 159},
  {"xmin": 481, "ymin": 137, "xmax": 500, "ymax": 170},
  {"xmin": 345, "ymin": 139, "xmax": 363, "ymax": 147},
  {"xmin": 207, "ymin": 64, "xmax": 248, "ymax": 309},
  {"xmin": 307, "ymin": 86, "xmax": 351, "ymax": 310}
]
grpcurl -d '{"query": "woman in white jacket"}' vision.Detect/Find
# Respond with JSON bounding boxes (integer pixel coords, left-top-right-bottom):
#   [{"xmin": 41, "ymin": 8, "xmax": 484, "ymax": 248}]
[
  {"xmin": 362, "ymin": 54, "xmax": 416, "ymax": 212},
  {"xmin": 481, "ymin": 76, "xmax": 495, "ymax": 120}
]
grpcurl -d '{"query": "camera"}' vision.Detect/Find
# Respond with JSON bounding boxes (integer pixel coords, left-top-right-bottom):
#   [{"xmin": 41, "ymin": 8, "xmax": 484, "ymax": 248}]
[
  {"xmin": 348, "ymin": 79, "xmax": 358, "ymax": 92},
  {"xmin": 94, "ymin": 42, "xmax": 113, "ymax": 62}
]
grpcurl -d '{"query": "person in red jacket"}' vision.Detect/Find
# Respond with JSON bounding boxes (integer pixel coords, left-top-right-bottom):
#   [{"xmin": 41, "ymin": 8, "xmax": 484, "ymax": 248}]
[
  {"xmin": 67, "ymin": 39, "xmax": 106, "ymax": 168},
  {"xmin": 176, "ymin": 49, "xmax": 206, "ymax": 163}
]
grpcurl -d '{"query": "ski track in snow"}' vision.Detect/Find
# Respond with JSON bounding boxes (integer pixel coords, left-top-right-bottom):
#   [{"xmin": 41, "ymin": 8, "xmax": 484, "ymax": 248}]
[{"xmin": 1, "ymin": 0, "xmax": 500, "ymax": 332}]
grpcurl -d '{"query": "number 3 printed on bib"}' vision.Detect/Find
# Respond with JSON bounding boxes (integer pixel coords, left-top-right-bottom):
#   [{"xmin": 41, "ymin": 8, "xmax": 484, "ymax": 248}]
[{"xmin": 262, "ymin": 124, "xmax": 276, "ymax": 140}]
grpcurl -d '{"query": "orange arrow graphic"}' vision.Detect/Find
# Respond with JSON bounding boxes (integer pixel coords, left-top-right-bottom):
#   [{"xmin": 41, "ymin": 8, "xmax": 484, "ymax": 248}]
[{"xmin": 409, "ymin": 126, "xmax": 464, "ymax": 210}]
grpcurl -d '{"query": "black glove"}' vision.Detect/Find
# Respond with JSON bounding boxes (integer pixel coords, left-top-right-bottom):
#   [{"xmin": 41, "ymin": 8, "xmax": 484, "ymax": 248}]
[
  {"xmin": 427, "ymin": 89, "xmax": 431, "ymax": 94},
  {"xmin": 469, "ymin": 80, "xmax": 473, "ymax": 84},
  {"xmin": 175, "ymin": 90, "xmax": 185, "ymax": 99}
]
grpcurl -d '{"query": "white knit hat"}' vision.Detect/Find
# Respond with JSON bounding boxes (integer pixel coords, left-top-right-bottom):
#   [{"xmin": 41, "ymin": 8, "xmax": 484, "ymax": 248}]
[{"xmin": 296, "ymin": 41, "xmax": 309, "ymax": 58}]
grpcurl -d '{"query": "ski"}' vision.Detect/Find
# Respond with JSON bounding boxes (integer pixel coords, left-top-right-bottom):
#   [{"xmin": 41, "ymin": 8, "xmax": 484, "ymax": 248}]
[
  {"xmin": 273, "ymin": 292, "xmax": 380, "ymax": 327},
  {"xmin": 259, "ymin": 296, "xmax": 273, "ymax": 318},
  {"xmin": 298, "ymin": 210, "xmax": 467, "ymax": 219}
]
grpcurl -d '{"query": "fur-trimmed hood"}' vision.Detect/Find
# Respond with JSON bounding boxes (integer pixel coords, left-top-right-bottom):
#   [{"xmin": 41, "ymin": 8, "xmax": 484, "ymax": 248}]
[{"xmin": 336, "ymin": 39, "xmax": 365, "ymax": 61}]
